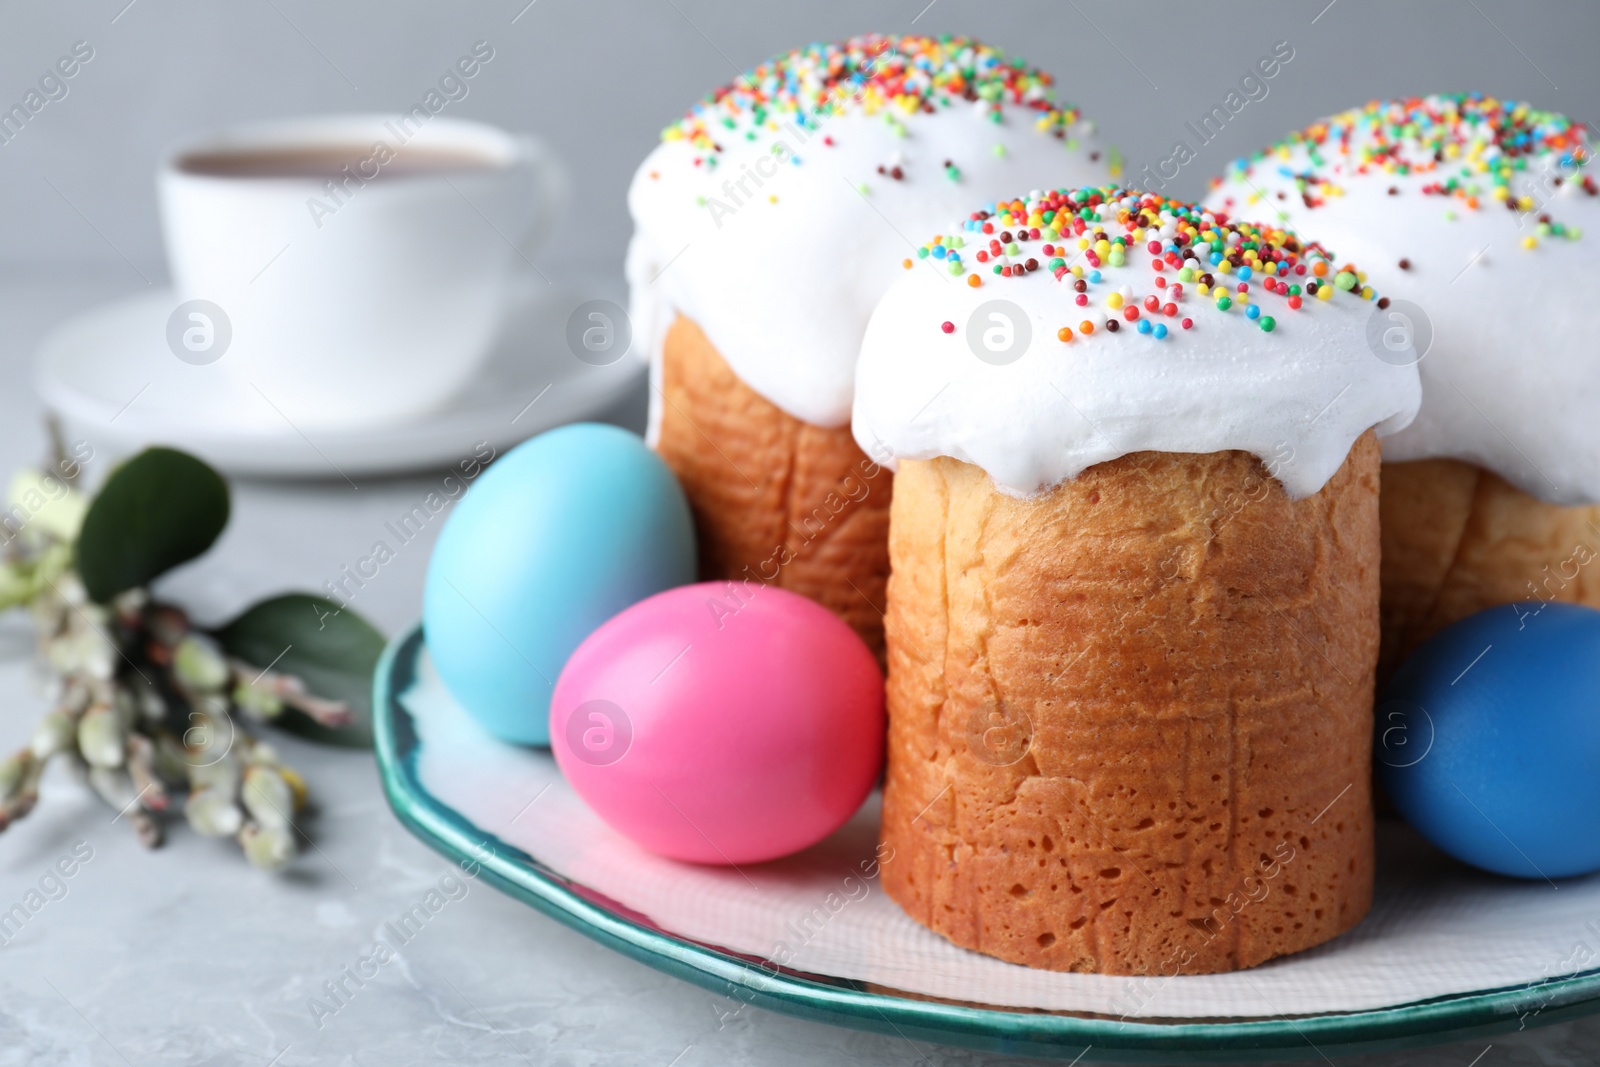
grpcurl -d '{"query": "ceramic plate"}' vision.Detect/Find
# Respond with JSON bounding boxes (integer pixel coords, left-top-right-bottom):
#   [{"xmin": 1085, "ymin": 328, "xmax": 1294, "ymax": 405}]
[
  {"xmin": 34, "ymin": 273, "xmax": 643, "ymax": 478},
  {"xmin": 373, "ymin": 623, "xmax": 1600, "ymax": 1063}
]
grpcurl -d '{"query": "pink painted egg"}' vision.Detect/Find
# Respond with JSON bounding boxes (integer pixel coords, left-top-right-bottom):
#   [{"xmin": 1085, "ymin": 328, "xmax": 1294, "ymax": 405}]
[{"xmin": 550, "ymin": 582, "xmax": 884, "ymax": 865}]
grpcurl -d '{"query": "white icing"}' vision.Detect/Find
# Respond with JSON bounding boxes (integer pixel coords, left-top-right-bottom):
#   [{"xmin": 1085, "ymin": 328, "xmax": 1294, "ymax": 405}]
[
  {"xmin": 624, "ymin": 234, "xmax": 671, "ymax": 446},
  {"xmin": 1205, "ymin": 116, "xmax": 1600, "ymax": 504},
  {"xmin": 851, "ymin": 202, "xmax": 1421, "ymax": 500},
  {"xmin": 628, "ymin": 106, "xmax": 1114, "ymax": 430}
]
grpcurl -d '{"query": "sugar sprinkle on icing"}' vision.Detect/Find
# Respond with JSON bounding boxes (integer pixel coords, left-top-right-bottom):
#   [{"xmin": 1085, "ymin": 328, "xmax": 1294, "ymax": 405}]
[
  {"xmin": 662, "ymin": 34, "xmax": 1100, "ymax": 173},
  {"xmin": 1215, "ymin": 94, "xmax": 1593, "ymax": 246},
  {"xmin": 915, "ymin": 185, "xmax": 1377, "ymax": 342}
]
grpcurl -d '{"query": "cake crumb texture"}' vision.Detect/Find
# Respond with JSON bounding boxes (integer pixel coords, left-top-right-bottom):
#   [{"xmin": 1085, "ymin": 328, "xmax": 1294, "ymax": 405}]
[
  {"xmin": 1379, "ymin": 458, "xmax": 1600, "ymax": 681},
  {"xmin": 654, "ymin": 314, "xmax": 892, "ymax": 659},
  {"xmin": 879, "ymin": 434, "xmax": 1380, "ymax": 975}
]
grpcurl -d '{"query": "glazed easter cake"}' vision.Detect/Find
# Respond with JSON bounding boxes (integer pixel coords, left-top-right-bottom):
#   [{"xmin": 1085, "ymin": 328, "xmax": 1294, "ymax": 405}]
[
  {"xmin": 421, "ymin": 74, "xmax": 1600, "ymax": 1003},
  {"xmin": 627, "ymin": 34, "xmax": 1117, "ymax": 659},
  {"xmin": 1206, "ymin": 95, "xmax": 1599, "ymax": 676},
  {"xmin": 853, "ymin": 185, "xmax": 1421, "ymax": 975}
]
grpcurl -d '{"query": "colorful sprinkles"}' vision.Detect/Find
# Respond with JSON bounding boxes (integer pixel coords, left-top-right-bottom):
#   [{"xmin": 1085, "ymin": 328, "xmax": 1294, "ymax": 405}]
[
  {"xmin": 916, "ymin": 186, "xmax": 1375, "ymax": 341},
  {"xmin": 661, "ymin": 35, "xmax": 1088, "ymax": 171},
  {"xmin": 1216, "ymin": 94, "xmax": 1593, "ymax": 246}
]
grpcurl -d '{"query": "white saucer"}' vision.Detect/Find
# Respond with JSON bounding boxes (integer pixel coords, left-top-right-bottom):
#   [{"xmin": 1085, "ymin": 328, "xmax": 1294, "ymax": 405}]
[{"xmin": 34, "ymin": 274, "xmax": 646, "ymax": 478}]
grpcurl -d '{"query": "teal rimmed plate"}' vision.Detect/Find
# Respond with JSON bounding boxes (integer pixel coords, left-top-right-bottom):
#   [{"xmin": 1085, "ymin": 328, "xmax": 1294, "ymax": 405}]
[{"xmin": 373, "ymin": 623, "xmax": 1600, "ymax": 1063}]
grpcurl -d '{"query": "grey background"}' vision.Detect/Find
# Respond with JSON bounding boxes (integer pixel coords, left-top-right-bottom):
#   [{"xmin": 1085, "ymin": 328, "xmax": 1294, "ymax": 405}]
[
  {"xmin": 1, "ymin": 0, "xmax": 1597, "ymax": 278},
  {"xmin": 1, "ymin": 2, "xmax": 1599, "ymax": 1065}
]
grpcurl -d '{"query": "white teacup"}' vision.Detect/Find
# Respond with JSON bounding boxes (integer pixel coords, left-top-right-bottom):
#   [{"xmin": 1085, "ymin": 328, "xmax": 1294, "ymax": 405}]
[{"xmin": 158, "ymin": 114, "xmax": 565, "ymax": 430}]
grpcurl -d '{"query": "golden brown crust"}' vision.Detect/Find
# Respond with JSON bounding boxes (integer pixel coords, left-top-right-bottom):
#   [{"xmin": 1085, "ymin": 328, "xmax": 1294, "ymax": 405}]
[
  {"xmin": 653, "ymin": 315, "xmax": 891, "ymax": 659},
  {"xmin": 879, "ymin": 435, "xmax": 1380, "ymax": 976},
  {"xmin": 1378, "ymin": 459, "xmax": 1600, "ymax": 680}
]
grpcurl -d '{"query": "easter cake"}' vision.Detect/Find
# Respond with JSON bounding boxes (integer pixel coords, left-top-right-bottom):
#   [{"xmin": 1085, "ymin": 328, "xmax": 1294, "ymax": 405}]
[
  {"xmin": 1206, "ymin": 95, "xmax": 1600, "ymax": 677},
  {"xmin": 852, "ymin": 186, "xmax": 1421, "ymax": 974},
  {"xmin": 627, "ymin": 34, "xmax": 1116, "ymax": 659}
]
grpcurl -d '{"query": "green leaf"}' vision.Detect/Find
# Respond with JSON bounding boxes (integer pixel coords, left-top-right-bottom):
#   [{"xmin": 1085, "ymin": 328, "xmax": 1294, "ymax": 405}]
[
  {"xmin": 216, "ymin": 594, "xmax": 385, "ymax": 748},
  {"xmin": 75, "ymin": 448, "xmax": 230, "ymax": 603}
]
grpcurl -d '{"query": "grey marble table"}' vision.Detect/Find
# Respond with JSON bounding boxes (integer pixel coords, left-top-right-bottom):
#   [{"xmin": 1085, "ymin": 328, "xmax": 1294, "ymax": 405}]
[{"xmin": 0, "ymin": 269, "xmax": 1593, "ymax": 1066}]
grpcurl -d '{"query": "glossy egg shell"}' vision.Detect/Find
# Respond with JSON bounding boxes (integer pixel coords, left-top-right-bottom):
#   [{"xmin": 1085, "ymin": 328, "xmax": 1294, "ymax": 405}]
[
  {"xmin": 1379, "ymin": 601, "xmax": 1600, "ymax": 879},
  {"xmin": 423, "ymin": 423, "xmax": 696, "ymax": 746},
  {"xmin": 550, "ymin": 582, "xmax": 885, "ymax": 865}
]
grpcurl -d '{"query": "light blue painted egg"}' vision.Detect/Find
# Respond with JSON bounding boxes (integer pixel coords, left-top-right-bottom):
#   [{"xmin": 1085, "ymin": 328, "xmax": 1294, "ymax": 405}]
[
  {"xmin": 423, "ymin": 423, "xmax": 696, "ymax": 745},
  {"xmin": 1379, "ymin": 601, "xmax": 1600, "ymax": 880}
]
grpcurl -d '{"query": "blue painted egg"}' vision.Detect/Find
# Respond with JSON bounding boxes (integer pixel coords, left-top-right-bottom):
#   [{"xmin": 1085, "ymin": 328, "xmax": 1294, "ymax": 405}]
[
  {"xmin": 1379, "ymin": 601, "xmax": 1600, "ymax": 879},
  {"xmin": 423, "ymin": 423, "xmax": 696, "ymax": 745}
]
